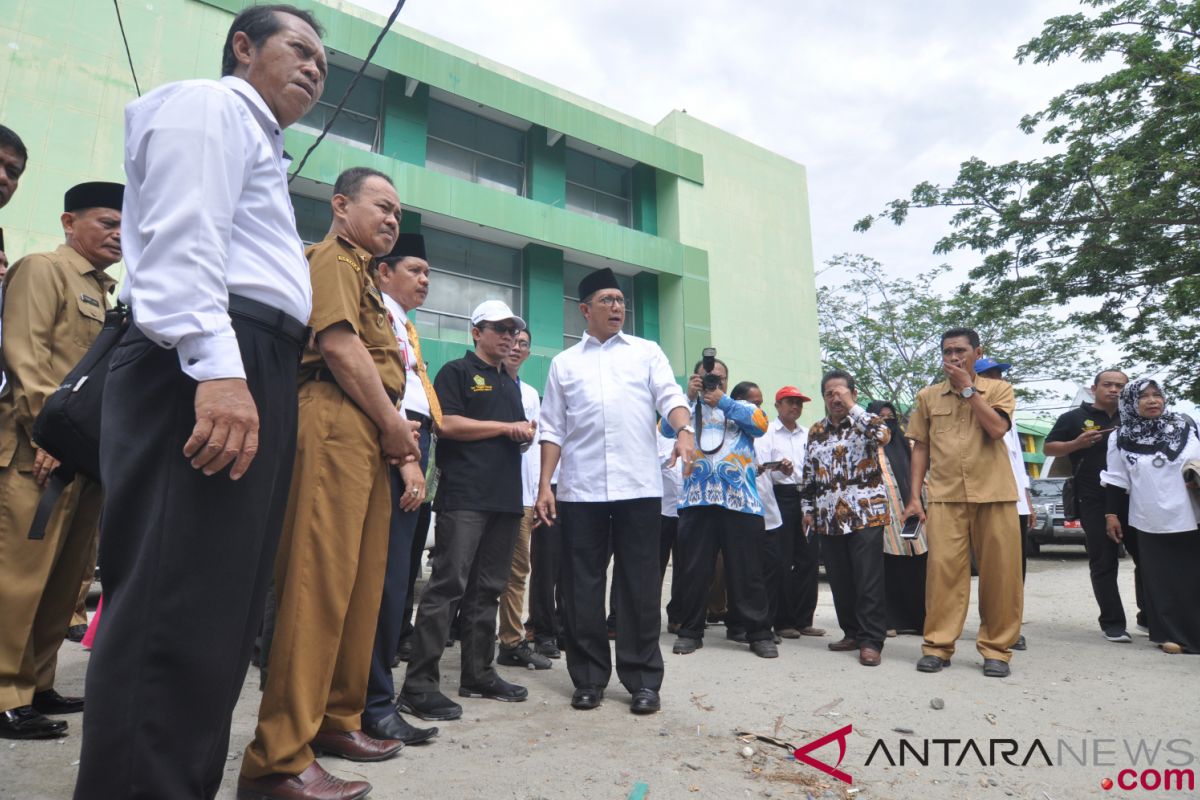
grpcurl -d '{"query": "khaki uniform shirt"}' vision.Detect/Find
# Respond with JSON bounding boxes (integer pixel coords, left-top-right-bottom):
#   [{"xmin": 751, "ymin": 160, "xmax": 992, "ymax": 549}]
[
  {"xmin": 300, "ymin": 235, "xmax": 405, "ymax": 402},
  {"xmin": 906, "ymin": 375, "xmax": 1017, "ymax": 503},
  {"xmin": 0, "ymin": 245, "xmax": 116, "ymax": 468}
]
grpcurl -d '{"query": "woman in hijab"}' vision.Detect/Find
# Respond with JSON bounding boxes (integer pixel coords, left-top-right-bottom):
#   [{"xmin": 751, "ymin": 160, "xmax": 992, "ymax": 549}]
[
  {"xmin": 867, "ymin": 400, "xmax": 927, "ymax": 635},
  {"xmin": 1101, "ymin": 378, "xmax": 1200, "ymax": 654}
]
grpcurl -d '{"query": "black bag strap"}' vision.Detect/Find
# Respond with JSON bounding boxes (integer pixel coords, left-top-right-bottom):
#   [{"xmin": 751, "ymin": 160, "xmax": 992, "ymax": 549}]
[{"xmin": 28, "ymin": 471, "xmax": 73, "ymax": 540}]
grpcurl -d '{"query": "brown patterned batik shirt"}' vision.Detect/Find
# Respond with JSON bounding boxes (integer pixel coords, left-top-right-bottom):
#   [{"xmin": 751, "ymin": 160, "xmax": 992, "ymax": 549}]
[{"xmin": 799, "ymin": 404, "xmax": 892, "ymax": 535}]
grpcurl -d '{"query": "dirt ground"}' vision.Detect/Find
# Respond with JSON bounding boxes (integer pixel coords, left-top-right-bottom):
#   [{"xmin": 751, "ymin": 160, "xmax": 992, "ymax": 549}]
[{"xmin": 2, "ymin": 546, "xmax": 1197, "ymax": 800}]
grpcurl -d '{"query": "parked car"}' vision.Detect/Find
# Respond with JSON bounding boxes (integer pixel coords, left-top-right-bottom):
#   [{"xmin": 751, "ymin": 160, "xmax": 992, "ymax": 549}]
[{"xmin": 1026, "ymin": 476, "xmax": 1086, "ymax": 554}]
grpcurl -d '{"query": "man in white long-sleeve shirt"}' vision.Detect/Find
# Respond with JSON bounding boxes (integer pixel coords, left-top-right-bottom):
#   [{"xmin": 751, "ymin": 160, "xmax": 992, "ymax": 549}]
[
  {"xmin": 535, "ymin": 267, "xmax": 693, "ymax": 715},
  {"xmin": 74, "ymin": 7, "xmax": 329, "ymax": 800}
]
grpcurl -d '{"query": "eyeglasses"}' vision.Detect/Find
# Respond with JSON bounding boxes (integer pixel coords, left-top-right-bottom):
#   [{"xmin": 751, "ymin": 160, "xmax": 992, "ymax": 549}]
[
  {"xmin": 513, "ymin": 340, "xmax": 531, "ymax": 350},
  {"xmin": 592, "ymin": 295, "xmax": 626, "ymax": 307},
  {"xmin": 483, "ymin": 322, "xmax": 520, "ymax": 336}
]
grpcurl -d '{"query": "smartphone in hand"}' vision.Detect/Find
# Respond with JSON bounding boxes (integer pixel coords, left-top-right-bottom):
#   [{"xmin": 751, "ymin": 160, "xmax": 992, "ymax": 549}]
[{"xmin": 900, "ymin": 516, "xmax": 922, "ymax": 539}]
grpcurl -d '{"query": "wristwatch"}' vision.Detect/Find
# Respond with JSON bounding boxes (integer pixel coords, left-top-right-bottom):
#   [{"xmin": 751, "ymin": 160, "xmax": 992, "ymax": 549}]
[
  {"xmin": 959, "ymin": 386, "xmax": 976, "ymax": 399},
  {"xmin": 680, "ymin": 425, "xmax": 696, "ymax": 434}
]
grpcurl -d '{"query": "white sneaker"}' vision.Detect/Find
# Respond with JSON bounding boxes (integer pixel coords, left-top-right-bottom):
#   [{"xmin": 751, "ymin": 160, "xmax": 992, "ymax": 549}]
[{"xmin": 1104, "ymin": 629, "xmax": 1133, "ymax": 643}]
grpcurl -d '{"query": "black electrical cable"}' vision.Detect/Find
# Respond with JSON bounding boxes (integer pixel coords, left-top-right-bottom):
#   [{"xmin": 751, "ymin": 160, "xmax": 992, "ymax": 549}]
[
  {"xmin": 113, "ymin": 0, "xmax": 142, "ymax": 97},
  {"xmin": 289, "ymin": 0, "xmax": 407, "ymax": 183}
]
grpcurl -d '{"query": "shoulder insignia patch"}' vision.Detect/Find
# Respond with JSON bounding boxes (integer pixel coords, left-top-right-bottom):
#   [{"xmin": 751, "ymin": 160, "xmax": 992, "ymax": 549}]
[{"xmin": 336, "ymin": 254, "xmax": 361, "ymax": 273}]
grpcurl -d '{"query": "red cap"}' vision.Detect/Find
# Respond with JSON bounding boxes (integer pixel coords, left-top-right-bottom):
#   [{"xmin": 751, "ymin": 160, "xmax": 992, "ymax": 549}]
[{"xmin": 775, "ymin": 386, "xmax": 812, "ymax": 404}]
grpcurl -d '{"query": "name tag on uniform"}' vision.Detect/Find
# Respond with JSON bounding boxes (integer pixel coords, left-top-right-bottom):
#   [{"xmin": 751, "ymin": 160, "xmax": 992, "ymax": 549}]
[{"xmin": 80, "ymin": 294, "xmax": 101, "ymax": 307}]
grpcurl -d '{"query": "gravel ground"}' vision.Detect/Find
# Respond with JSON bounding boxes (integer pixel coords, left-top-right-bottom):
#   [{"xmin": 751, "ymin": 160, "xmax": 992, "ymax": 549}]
[{"xmin": 3, "ymin": 546, "xmax": 1196, "ymax": 800}]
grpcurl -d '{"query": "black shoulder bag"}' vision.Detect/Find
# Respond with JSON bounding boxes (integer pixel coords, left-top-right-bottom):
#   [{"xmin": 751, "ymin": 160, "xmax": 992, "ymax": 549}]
[{"xmin": 27, "ymin": 303, "xmax": 130, "ymax": 539}]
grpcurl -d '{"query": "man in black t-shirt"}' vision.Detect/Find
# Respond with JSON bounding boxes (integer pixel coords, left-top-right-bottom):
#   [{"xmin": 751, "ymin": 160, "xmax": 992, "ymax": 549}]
[
  {"xmin": 1044, "ymin": 369, "xmax": 1144, "ymax": 642},
  {"xmin": 398, "ymin": 300, "xmax": 535, "ymax": 722}
]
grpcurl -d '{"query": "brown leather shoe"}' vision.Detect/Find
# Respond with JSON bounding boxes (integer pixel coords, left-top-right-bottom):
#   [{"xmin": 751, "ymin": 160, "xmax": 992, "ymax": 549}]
[
  {"xmin": 800, "ymin": 626, "xmax": 827, "ymax": 637},
  {"xmin": 775, "ymin": 628, "xmax": 802, "ymax": 639},
  {"xmin": 310, "ymin": 729, "xmax": 402, "ymax": 762},
  {"xmin": 236, "ymin": 761, "xmax": 371, "ymax": 800},
  {"xmin": 859, "ymin": 647, "xmax": 882, "ymax": 666},
  {"xmin": 827, "ymin": 637, "xmax": 857, "ymax": 652}
]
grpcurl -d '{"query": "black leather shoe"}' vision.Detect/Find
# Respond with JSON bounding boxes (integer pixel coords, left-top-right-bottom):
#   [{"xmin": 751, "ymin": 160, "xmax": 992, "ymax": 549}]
[
  {"xmin": 534, "ymin": 639, "xmax": 560, "ymax": 659},
  {"xmin": 458, "ymin": 676, "xmax": 527, "ymax": 702},
  {"xmin": 983, "ymin": 658, "xmax": 1011, "ymax": 678},
  {"xmin": 365, "ymin": 710, "xmax": 438, "ymax": 745},
  {"xmin": 750, "ymin": 639, "xmax": 779, "ymax": 658},
  {"xmin": 32, "ymin": 689, "xmax": 84, "ymax": 715},
  {"xmin": 1012, "ymin": 634, "xmax": 1027, "ymax": 651},
  {"xmin": 630, "ymin": 688, "xmax": 660, "ymax": 715},
  {"xmin": 672, "ymin": 636, "xmax": 702, "ymax": 655},
  {"xmin": 570, "ymin": 686, "xmax": 603, "ymax": 710},
  {"xmin": 0, "ymin": 706, "xmax": 68, "ymax": 739},
  {"xmin": 65, "ymin": 624, "xmax": 88, "ymax": 643},
  {"xmin": 397, "ymin": 690, "xmax": 463, "ymax": 721},
  {"xmin": 916, "ymin": 655, "xmax": 951, "ymax": 673}
]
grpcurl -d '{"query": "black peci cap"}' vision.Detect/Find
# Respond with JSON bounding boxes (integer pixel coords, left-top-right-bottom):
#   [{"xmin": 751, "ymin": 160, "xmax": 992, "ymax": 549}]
[
  {"xmin": 382, "ymin": 232, "xmax": 426, "ymax": 264},
  {"xmin": 64, "ymin": 181, "xmax": 124, "ymax": 213},
  {"xmin": 578, "ymin": 267, "xmax": 620, "ymax": 301}
]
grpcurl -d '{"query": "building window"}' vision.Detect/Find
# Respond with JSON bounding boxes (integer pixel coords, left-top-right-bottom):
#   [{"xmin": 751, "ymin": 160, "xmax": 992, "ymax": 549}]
[
  {"xmin": 416, "ymin": 227, "xmax": 523, "ymax": 344},
  {"xmin": 293, "ymin": 64, "xmax": 382, "ymax": 152},
  {"xmin": 425, "ymin": 100, "xmax": 526, "ymax": 195},
  {"xmin": 562, "ymin": 262, "xmax": 634, "ymax": 349},
  {"xmin": 291, "ymin": 193, "xmax": 331, "ymax": 245},
  {"xmin": 565, "ymin": 149, "xmax": 632, "ymax": 227}
]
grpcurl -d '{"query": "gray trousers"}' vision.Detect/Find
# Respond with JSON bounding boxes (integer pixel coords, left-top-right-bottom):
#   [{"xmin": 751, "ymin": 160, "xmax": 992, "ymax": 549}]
[{"xmin": 402, "ymin": 509, "xmax": 521, "ymax": 693}]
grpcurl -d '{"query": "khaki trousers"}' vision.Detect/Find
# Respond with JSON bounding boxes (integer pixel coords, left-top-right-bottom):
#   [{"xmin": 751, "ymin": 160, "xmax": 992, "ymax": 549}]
[
  {"xmin": 922, "ymin": 501, "xmax": 1024, "ymax": 662},
  {"xmin": 70, "ymin": 535, "xmax": 99, "ymax": 628},
  {"xmin": 0, "ymin": 434, "xmax": 102, "ymax": 711},
  {"xmin": 497, "ymin": 507, "xmax": 535, "ymax": 647},
  {"xmin": 242, "ymin": 382, "xmax": 392, "ymax": 778}
]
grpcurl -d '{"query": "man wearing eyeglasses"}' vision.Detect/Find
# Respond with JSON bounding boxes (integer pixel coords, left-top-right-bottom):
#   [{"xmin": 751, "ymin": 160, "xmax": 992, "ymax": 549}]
[
  {"xmin": 536, "ymin": 268, "xmax": 693, "ymax": 715},
  {"xmin": 398, "ymin": 300, "xmax": 535, "ymax": 722}
]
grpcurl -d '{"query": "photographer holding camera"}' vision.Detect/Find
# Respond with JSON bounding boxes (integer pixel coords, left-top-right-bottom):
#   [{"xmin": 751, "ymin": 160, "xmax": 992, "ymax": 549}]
[{"xmin": 662, "ymin": 350, "xmax": 778, "ymax": 659}]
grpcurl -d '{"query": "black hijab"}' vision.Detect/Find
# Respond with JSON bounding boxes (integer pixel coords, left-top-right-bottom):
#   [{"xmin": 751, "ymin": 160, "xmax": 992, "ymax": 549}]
[
  {"xmin": 1115, "ymin": 378, "xmax": 1194, "ymax": 461},
  {"xmin": 867, "ymin": 400, "xmax": 912, "ymax": 505}
]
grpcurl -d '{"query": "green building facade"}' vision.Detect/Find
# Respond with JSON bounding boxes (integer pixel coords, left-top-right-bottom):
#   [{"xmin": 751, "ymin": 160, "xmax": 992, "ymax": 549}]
[{"xmin": 0, "ymin": 0, "xmax": 820, "ymax": 402}]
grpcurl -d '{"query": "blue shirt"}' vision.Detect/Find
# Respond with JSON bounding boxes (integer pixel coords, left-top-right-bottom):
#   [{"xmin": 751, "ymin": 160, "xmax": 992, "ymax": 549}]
[{"xmin": 662, "ymin": 395, "xmax": 770, "ymax": 515}]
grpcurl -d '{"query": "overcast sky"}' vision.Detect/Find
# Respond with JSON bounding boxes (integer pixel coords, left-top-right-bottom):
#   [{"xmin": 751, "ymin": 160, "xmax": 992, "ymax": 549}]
[{"xmin": 349, "ymin": 1, "xmax": 1143, "ymax": 411}]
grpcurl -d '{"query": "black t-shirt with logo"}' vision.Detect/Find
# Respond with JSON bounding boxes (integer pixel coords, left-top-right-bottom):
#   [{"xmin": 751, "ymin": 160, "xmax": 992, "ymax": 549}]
[
  {"xmin": 1045, "ymin": 402, "xmax": 1119, "ymax": 494},
  {"xmin": 432, "ymin": 349, "xmax": 525, "ymax": 514}
]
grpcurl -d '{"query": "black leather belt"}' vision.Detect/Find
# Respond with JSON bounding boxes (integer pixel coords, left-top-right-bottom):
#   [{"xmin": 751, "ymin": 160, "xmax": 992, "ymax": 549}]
[
  {"xmin": 228, "ymin": 294, "xmax": 309, "ymax": 346},
  {"xmin": 405, "ymin": 409, "xmax": 432, "ymax": 430},
  {"xmin": 312, "ymin": 367, "xmax": 399, "ymax": 405}
]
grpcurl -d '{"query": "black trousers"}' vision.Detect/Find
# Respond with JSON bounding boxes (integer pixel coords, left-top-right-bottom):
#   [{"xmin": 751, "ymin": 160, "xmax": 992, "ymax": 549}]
[
  {"xmin": 559, "ymin": 498, "xmax": 662, "ymax": 693},
  {"xmin": 364, "ymin": 425, "xmax": 430, "ymax": 724},
  {"xmin": 1079, "ymin": 490, "xmax": 1143, "ymax": 632},
  {"xmin": 527, "ymin": 487, "xmax": 562, "ymax": 644},
  {"xmin": 1136, "ymin": 528, "xmax": 1200, "ymax": 653},
  {"xmin": 402, "ymin": 509, "xmax": 521, "ymax": 693},
  {"xmin": 820, "ymin": 526, "xmax": 887, "ymax": 651},
  {"xmin": 659, "ymin": 515, "xmax": 679, "ymax": 624},
  {"xmin": 75, "ymin": 316, "xmax": 302, "ymax": 800},
  {"xmin": 673, "ymin": 506, "xmax": 771, "ymax": 642},
  {"xmin": 774, "ymin": 486, "xmax": 819, "ymax": 630},
  {"xmin": 399, "ymin": 502, "xmax": 433, "ymax": 641},
  {"xmin": 884, "ymin": 553, "xmax": 927, "ymax": 633}
]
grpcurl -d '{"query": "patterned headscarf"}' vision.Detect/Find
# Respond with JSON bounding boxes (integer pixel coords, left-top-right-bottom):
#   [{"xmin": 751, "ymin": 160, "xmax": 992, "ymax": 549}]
[{"xmin": 1115, "ymin": 377, "xmax": 1192, "ymax": 460}]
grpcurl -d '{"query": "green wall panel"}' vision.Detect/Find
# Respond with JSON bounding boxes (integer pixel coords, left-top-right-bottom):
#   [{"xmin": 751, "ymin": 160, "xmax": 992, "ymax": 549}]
[
  {"xmin": 633, "ymin": 271, "xmax": 660, "ymax": 343},
  {"xmin": 381, "ymin": 74, "xmax": 428, "ymax": 166},
  {"xmin": 632, "ymin": 164, "xmax": 658, "ymax": 236},
  {"xmin": 527, "ymin": 125, "xmax": 565, "ymax": 208},
  {"xmin": 521, "ymin": 244, "xmax": 564, "ymax": 358}
]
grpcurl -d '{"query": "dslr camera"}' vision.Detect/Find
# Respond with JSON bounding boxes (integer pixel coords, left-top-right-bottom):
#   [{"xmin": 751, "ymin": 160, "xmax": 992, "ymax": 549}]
[{"xmin": 700, "ymin": 347, "xmax": 721, "ymax": 392}]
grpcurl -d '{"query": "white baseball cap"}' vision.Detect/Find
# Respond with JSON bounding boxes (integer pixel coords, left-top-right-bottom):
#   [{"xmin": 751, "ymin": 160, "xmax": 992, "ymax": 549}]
[{"xmin": 470, "ymin": 299, "xmax": 526, "ymax": 330}]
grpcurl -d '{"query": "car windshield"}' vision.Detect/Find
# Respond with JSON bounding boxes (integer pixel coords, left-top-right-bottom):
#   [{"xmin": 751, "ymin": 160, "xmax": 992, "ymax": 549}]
[{"xmin": 1030, "ymin": 479, "xmax": 1063, "ymax": 498}]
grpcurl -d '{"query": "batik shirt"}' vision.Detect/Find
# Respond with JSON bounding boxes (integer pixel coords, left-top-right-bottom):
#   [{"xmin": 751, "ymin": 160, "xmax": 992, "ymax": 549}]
[
  {"xmin": 800, "ymin": 404, "xmax": 891, "ymax": 534},
  {"xmin": 661, "ymin": 395, "xmax": 770, "ymax": 516}
]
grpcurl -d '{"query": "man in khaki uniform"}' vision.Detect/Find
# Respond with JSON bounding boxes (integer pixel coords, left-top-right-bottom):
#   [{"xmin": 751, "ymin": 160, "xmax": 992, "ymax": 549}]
[
  {"xmin": 904, "ymin": 326, "xmax": 1022, "ymax": 678},
  {"xmin": 0, "ymin": 182, "xmax": 122, "ymax": 739},
  {"xmin": 240, "ymin": 167, "xmax": 420, "ymax": 800}
]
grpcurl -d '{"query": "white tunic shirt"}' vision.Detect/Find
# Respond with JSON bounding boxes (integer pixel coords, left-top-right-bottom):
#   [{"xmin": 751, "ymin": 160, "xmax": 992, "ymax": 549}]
[
  {"xmin": 1004, "ymin": 423, "xmax": 1032, "ymax": 515},
  {"xmin": 517, "ymin": 378, "xmax": 542, "ymax": 508},
  {"xmin": 539, "ymin": 331, "xmax": 688, "ymax": 503},
  {"xmin": 382, "ymin": 294, "xmax": 432, "ymax": 419},
  {"xmin": 753, "ymin": 437, "xmax": 784, "ymax": 530},
  {"xmin": 1101, "ymin": 427, "xmax": 1200, "ymax": 534},
  {"xmin": 759, "ymin": 418, "xmax": 808, "ymax": 486},
  {"xmin": 658, "ymin": 430, "xmax": 683, "ymax": 518},
  {"xmin": 120, "ymin": 76, "xmax": 312, "ymax": 381}
]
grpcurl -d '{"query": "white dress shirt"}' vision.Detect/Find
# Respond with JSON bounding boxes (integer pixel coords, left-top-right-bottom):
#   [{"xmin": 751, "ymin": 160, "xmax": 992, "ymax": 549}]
[
  {"xmin": 1004, "ymin": 423, "xmax": 1032, "ymax": 515},
  {"xmin": 383, "ymin": 294, "xmax": 432, "ymax": 419},
  {"xmin": 121, "ymin": 76, "xmax": 312, "ymax": 381},
  {"xmin": 1101, "ymin": 427, "xmax": 1200, "ymax": 533},
  {"xmin": 658, "ymin": 430, "xmax": 683, "ymax": 518},
  {"xmin": 517, "ymin": 378, "xmax": 542, "ymax": 508},
  {"xmin": 753, "ymin": 437, "xmax": 784, "ymax": 530},
  {"xmin": 759, "ymin": 418, "xmax": 808, "ymax": 486},
  {"xmin": 539, "ymin": 331, "xmax": 688, "ymax": 503}
]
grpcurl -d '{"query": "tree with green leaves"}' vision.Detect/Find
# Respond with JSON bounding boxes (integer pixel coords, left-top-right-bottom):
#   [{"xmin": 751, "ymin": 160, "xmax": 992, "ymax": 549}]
[
  {"xmin": 855, "ymin": 0, "xmax": 1200, "ymax": 401},
  {"xmin": 818, "ymin": 254, "xmax": 1097, "ymax": 410}
]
